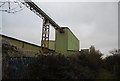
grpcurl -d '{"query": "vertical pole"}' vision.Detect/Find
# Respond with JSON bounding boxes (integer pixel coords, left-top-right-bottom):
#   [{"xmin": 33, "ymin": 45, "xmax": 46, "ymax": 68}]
[{"xmin": 41, "ymin": 18, "xmax": 50, "ymax": 48}]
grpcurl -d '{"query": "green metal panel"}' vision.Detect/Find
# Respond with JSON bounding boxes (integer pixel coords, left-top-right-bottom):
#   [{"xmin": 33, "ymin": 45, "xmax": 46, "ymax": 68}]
[
  {"xmin": 3, "ymin": 37, "xmax": 23, "ymax": 48},
  {"xmin": 67, "ymin": 28, "xmax": 79, "ymax": 51},
  {"xmin": 49, "ymin": 40, "xmax": 55, "ymax": 50},
  {"xmin": 23, "ymin": 43, "xmax": 40, "ymax": 51},
  {"xmin": 2, "ymin": 35, "xmax": 40, "ymax": 51},
  {"xmin": 55, "ymin": 27, "xmax": 79, "ymax": 54},
  {"xmin": 55, "ymin": 28, "xmax": 68, "ymax": 54}
]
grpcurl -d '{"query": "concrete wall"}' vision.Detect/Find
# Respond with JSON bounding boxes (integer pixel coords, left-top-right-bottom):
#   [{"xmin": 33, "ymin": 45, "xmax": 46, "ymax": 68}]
[{"xmin": 55, "ymin": 27, "xmax": 79, "ymax": 54}]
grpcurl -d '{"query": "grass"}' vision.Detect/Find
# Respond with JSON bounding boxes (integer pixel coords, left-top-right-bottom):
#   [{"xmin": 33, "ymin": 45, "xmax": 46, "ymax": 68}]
[{"xmin": 95, "ymin": 68, "xmax": 118, "ymax": 81}]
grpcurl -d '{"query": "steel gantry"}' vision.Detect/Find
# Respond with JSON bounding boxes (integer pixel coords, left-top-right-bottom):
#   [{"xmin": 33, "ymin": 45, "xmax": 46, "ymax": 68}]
[
  {"xmin": 42, "ymin": 19, "xmax": 50, "ymax": 48},
  {"xmin": 19, "ymin": 0, "xmax": 64, "ymax": 48}
]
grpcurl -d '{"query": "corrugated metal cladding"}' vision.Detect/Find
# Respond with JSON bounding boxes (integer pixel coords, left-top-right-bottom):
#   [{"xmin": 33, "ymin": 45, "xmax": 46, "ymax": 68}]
[{"xmin": 55, "ymin": 27, "xmax": 79, "ymax": 54}]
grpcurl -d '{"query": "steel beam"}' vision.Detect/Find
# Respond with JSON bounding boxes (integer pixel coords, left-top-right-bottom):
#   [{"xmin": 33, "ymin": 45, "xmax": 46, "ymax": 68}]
[
  {"xmin": 41, "ymin": 19, "xmax": 50, "ymax": 48},
  {"xmin": 22, "ymin": 0, "xmax": 60, "ymax": 30},
  {"xmin": 20, "ymin": 0, "xmax": 65, "ymax": 48}
]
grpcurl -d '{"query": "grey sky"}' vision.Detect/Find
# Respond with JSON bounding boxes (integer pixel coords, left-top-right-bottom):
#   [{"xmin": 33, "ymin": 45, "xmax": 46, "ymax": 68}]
[{"xmin": 1, "ymin": 2, "xmax": 118, "ymax": 57}]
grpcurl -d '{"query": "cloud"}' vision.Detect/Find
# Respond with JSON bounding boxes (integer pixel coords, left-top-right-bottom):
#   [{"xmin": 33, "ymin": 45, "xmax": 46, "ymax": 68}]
[{"xmin": 2, "ymin": 2, "xmax": 118, "ymax": 57}]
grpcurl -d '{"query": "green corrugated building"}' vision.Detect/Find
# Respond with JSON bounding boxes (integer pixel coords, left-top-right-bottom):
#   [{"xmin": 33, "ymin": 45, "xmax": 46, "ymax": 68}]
[{"xmin": 49, "ymin": 27, "xmax": 79, "ymax": 54}]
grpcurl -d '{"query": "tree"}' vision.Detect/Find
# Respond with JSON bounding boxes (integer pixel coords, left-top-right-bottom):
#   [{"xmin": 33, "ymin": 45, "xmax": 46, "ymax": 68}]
[
  {"xmin": 109, "ymin": 49, "xmax": 120, "ymax": 55},
  {"xmin": 89, "ymin": 45, "xmax": 96, "ymax": 53}
]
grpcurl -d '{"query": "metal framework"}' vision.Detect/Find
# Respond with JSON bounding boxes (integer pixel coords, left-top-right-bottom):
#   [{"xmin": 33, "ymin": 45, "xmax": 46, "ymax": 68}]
[
  {"xmin": 0, "ymin": 0, "xmax": 26, "ymax": 13},
  {"xmin": 19, "ymin": 0, "xmax": 64, "ymax": 48},
  {"xmin": 41, "ymin": 19, "xmax": 50, "ymax": 48}
]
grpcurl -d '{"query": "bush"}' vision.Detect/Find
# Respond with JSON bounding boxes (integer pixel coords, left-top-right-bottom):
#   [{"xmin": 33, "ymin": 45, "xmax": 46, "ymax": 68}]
[
  {"xmin": 25, "ymin": 52, "xmax": 102, "ymax": 80},
  {"xmin": 103, "ymin": 54, "xmax": 120, "ymax": 78},
  {"xmin": 2, "ymin": 41, "xmax": 102, "ymax": 80}
]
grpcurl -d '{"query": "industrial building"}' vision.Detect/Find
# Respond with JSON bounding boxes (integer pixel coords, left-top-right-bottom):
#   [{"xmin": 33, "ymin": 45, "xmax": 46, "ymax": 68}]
[
  {"xmin": 2, "ymin": 27, "xmax": 79, "ymax": 56},
  {"xmin": 1, "ymin": 0, "xmax": 80, "ymax": 56},
  {"xmin": 55, "ymin": 27, "xmax": 79, "ymax": 54}
]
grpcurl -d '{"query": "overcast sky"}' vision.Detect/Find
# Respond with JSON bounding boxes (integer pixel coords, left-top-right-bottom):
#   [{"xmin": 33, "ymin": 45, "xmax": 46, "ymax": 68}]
[{"xmin": 1, "ymin": 1, "xmax": 118, "ymax": 57}]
